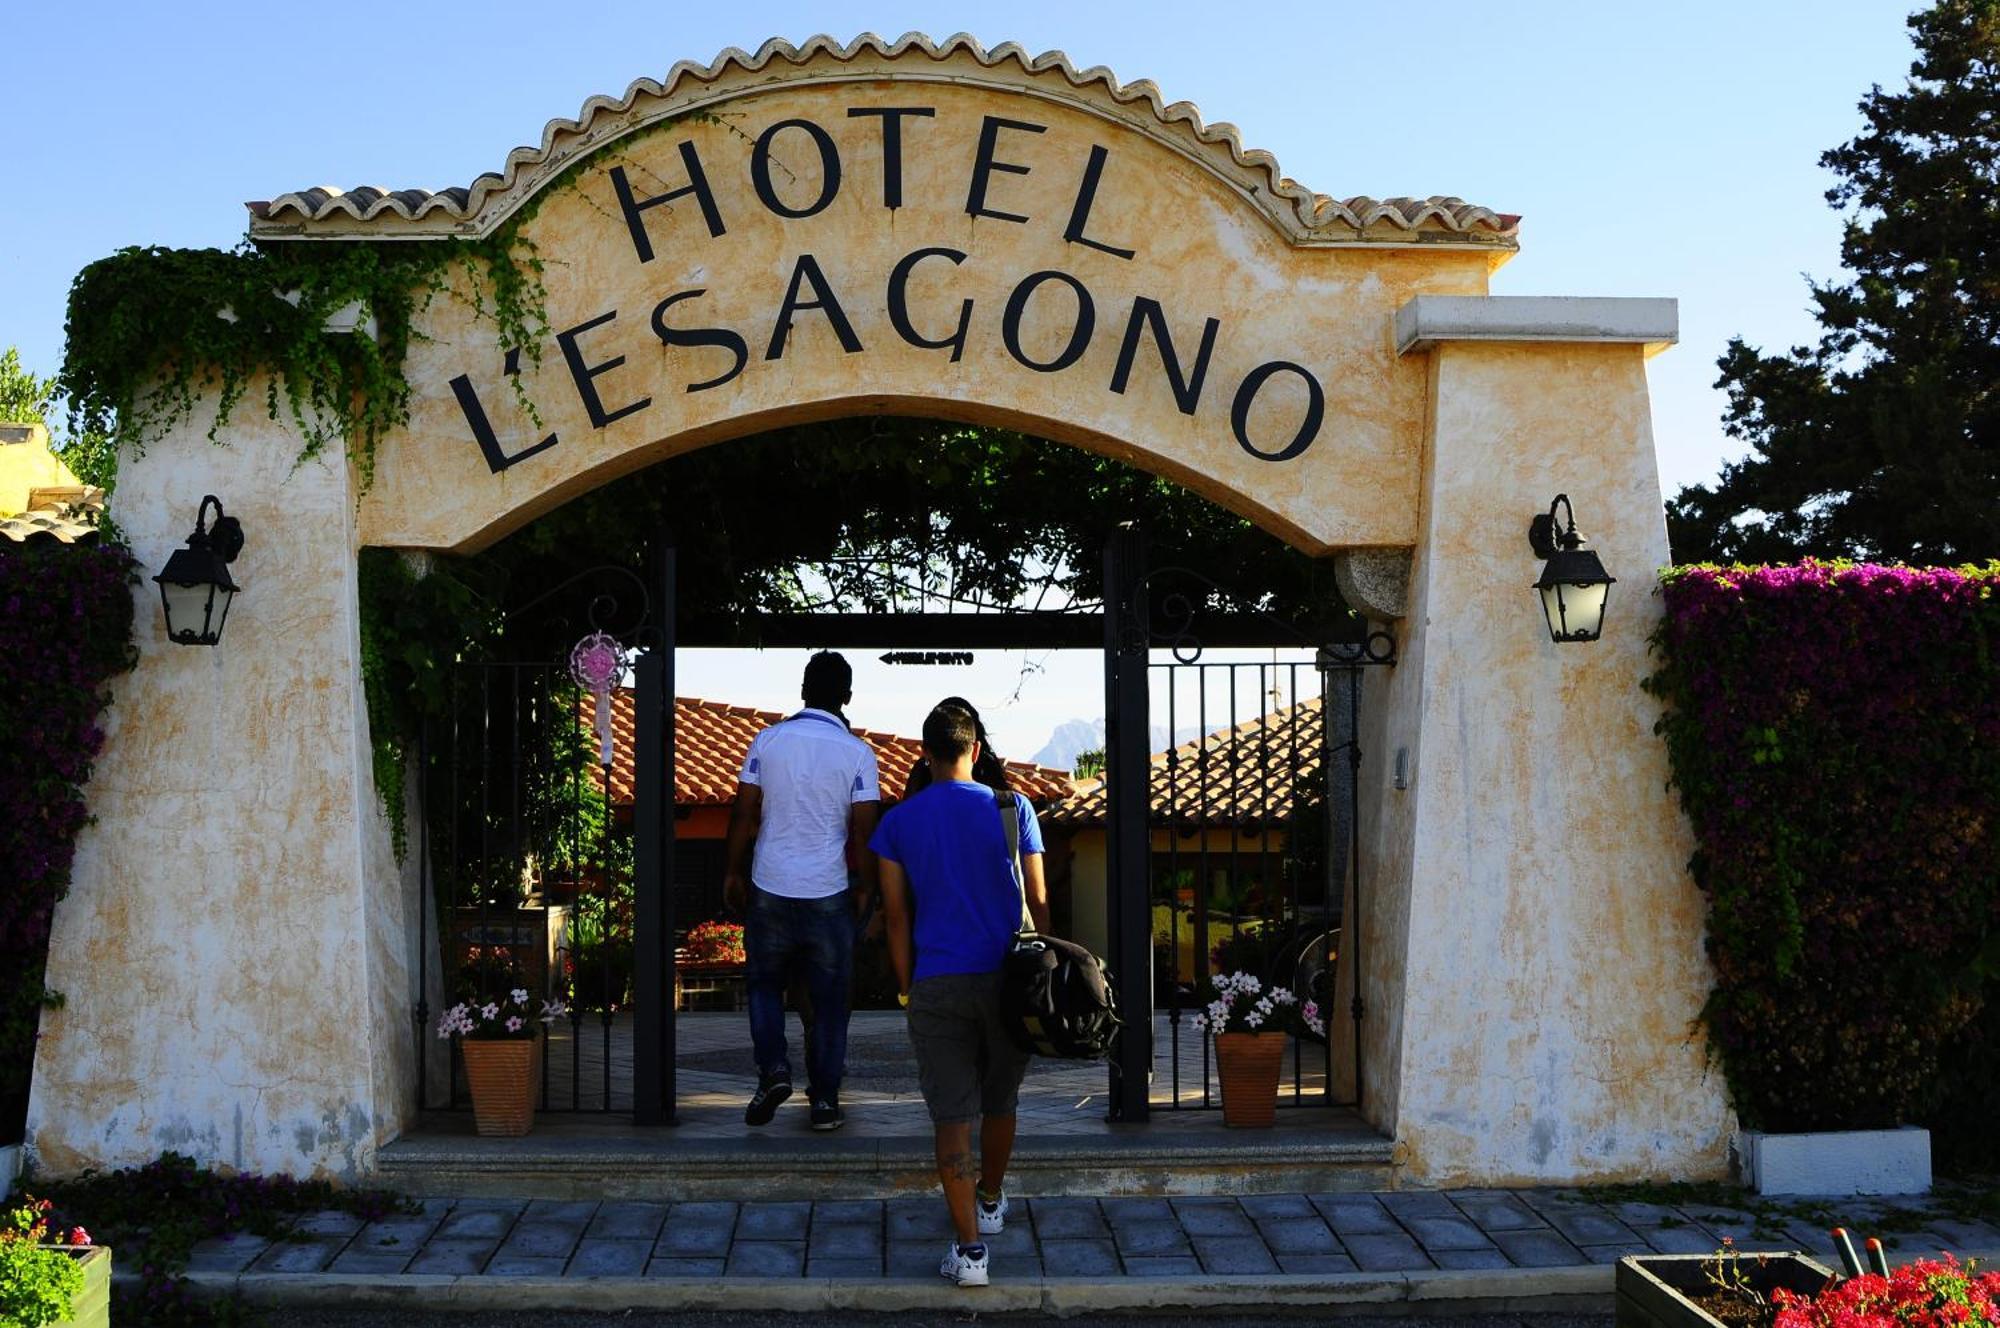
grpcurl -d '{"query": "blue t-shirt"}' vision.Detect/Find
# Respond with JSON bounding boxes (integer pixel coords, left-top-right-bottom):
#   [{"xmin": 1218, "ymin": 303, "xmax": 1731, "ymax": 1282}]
[{"xmin": 869, "ymin": 781, "xmax": 1045, "ymax": 981}]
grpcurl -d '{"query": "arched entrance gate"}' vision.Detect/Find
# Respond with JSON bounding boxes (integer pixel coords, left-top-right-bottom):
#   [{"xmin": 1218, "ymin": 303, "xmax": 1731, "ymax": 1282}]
[
  {"xmin": 416, "ymin": 525, "xmax": 1394, "ymax": 1127},
  {"xmin": 29, "ymin": 35, "xmax": 1732, "ymax": 1187}
]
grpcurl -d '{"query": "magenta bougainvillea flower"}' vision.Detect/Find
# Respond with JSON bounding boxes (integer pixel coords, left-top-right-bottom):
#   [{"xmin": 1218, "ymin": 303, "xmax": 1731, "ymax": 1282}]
[{"xmin": 1647, "ymin": 560, "xmax": 2000, "ymax": 1137}]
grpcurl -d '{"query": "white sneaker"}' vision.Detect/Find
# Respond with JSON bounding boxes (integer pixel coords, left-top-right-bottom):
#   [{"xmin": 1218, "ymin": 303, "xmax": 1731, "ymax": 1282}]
[
  {"xmin": 940, "ymin": 1241, "xmax": 990, "ymax": 1287},
  {"xmin": 976, "ymin": 1191, "xmax": 1008, "ymax": 1235}
]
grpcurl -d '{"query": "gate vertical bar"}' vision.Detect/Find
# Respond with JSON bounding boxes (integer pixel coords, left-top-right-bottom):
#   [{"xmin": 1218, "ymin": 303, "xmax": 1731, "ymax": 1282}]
[
  {"xmin": 1346, "ymin": 659, "xmax": 1365, "ymax": 1111},
  {"xmin": 1103, "ymin": 526, "xmax": 1152, "ymax": 1121},
  {"xmin": 414, "ymin": 721, "xmax": 430, "ymax": 1112},
  {"xmin": 633, "ymin": 544, "xmax": 677, "ymax": 1125},
  {"xmin": 661, "ymin": 544, "xmax": 679, "ymax": 1120},
  {"xmin": 1320, "ymin": 663, "xmax": 1339, "ymax": 1105}
]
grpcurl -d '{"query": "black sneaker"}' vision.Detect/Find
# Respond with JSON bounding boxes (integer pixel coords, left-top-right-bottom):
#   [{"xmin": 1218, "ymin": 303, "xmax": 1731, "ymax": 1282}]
[
  {"xmin": 809, "ymin": 1098, "xmax": 844, "ymax": 1131},
  {"xmin": 745, "ymin": 1076, "xmax": 792, "ymax": 1126}
]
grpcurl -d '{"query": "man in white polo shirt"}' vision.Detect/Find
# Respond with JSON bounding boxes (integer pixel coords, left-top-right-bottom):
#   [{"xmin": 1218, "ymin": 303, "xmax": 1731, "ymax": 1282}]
[{"xmin": 723, "ymin": 651, "xmax": 881, "ymax": 1131}]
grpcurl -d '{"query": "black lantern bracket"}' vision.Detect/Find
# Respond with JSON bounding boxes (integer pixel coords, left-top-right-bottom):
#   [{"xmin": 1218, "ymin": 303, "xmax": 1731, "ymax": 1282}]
[
  {"xmin": 1528, "ymin": 493, "xmax": 1580, "ymax": 559},
  {"xmin": 153, "ymin": 494, "xmax": 245, "ymax": 646}
]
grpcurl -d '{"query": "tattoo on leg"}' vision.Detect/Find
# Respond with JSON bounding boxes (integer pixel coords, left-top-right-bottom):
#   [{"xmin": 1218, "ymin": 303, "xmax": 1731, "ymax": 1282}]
[{"xmin": 943, "ymin": 1148, "xmax": 978, "ymax": 1181}]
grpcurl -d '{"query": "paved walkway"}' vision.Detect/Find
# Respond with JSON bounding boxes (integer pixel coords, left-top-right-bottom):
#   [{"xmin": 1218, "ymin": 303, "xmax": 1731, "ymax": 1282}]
[{"xmin": 189, "ymin": 1187, "xmax": 2000, "ymax": 1283}]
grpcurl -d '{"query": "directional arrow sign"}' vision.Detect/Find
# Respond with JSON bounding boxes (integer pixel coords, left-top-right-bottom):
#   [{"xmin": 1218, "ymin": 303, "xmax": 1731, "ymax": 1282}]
[{"xmin": 878, "ymin": 650, "xmax": 975, "ymax": 666}]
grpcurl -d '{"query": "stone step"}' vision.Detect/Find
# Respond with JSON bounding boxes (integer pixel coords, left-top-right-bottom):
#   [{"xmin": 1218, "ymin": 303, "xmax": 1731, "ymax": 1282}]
[{"xmin": 376, "ymin": 1127, "xmax": 1396, "ymax": 1202}]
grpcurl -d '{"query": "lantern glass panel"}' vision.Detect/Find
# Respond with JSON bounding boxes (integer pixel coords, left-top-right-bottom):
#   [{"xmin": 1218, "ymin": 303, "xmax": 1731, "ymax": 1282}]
[
  {"xmin": 1542, "ymin": 579, "xmax": 1610, "ymax": 641},
  {"xmin": 162, "ymin": 580, "xmax": 218, "ymax": 644}
]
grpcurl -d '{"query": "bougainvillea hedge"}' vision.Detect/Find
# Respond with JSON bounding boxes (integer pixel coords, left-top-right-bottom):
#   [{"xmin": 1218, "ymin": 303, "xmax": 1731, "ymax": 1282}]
[
  {"xmin": 0, "ymin": 537, "xmax": 136, "ymax": 1140},
  {"xmin": 1647, "ymin": 562, "xmax": 2000, "ymax": 1158}
]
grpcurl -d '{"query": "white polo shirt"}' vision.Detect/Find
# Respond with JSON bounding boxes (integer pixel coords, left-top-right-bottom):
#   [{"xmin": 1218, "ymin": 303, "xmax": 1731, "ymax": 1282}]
[{"xmin": 738, "ymin": 709, "xmax": 881, "ymax": 899}]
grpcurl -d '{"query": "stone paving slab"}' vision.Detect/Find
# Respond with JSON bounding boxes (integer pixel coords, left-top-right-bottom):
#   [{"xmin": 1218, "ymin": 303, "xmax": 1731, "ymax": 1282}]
[
  {"xmin": 1343, "ymin": 1231, "xmax": 1434, "ymax": 1271},
  {"xmin": 195, "ymin": 1185, "xmax": 2000, "ymax": 1302},
  {"xmin": 1489, "ymin": 1227, "xmax": 1587, "ymax": 1268},
  {"xmin": 495, "ymin": 1221, "xmax": 584, "ymax": 1259},
  {"xmin": 1447, "ymin": 1191, "xmax": 1547, "ymax": 1231},
  {"xmin": 586, "ymin": 1201, "xmax": 668, "ymax": 1240},
  {"xmin": 646, "ymin": 1256, "xmax": 724, "ymax": 1277},
  {"xmin": 1042, "ymin": 1238, "xmax": 1122, "ymax": 1276},
  {"xmin": 1432, "ymin": 1247, "xmax": 1512, "ymax": 1271},
  {"xmin": 737, "ymin": 1201, "xmax": 813, "ymax": 1241},
  {"xmin": 187, "ymin": 1235, "xmax": 270, "ymax": 1273},
  {"xmin": 248, "ymin": 1238, "xmax": 345, "ymax": 1274},
  {"xmin": 293, "ymin": 1211, "xmax": 367, "ymax": 1237},
  {"xmin": 569, "ymin": 1238, "xmax": 651, "ymax": 1275},
  {"xmin": 1402, "ymin": 1215, "xmax": 1493, "ymax": 1251},
  {"xmin": 1313, "ymin": 1194, "xmax": 1403, "ymax": 1234},
  {"xmin": 726, "ymin": 1241, "xmax": 805, "ymax": 1276},
  {"xmin": 1173, "ymin": 1198, "xmax": 1256, "ymax": 1237},
  {"xmin": 405, "ymin": 1239, "xmax": 497, "ymax": 1275},
  {"xmin": 485, "ymin": 1253, "xmax": 567, "ymax": 1277},
  {"xmin": 325, "ymin": 1246, "xmax": 416, "ymax": 1274},
  {"xmin": 1193, "ymin": 1234, "xmax": 1278, "ymax": 1274},
  {"xmin": 808, "ymin": 1224, "xmax": 882, "ymax": 1259}
]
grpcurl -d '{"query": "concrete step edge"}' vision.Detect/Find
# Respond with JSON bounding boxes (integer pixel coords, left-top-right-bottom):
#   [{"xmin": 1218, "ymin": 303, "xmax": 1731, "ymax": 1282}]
[
  {"xmin": 173, "ymin": 1264, "xmax": 1613, "ymax": 1316},
  {"xmin": 376, "ymin": 1141, "xmax": 1397, "ymax": 1175}
]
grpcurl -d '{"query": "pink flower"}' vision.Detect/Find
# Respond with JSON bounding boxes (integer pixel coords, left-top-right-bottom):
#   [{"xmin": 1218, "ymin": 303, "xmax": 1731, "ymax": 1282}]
[
  {"xmin": 67, "ymin": 1227, "xmax": 88, "ymax": 1246},
  {"xmin": 505, "ymin": 1016, "xmax": 524, "ymax": 1033}
]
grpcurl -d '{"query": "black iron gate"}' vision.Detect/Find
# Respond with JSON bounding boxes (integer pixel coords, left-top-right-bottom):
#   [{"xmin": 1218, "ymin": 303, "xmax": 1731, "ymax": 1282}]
[
  {"xmin": 1103, "ymin": 529, "xmax": 1394, "ymax": 1119},
  {"xmin": 414, "ymin": 534, "xmax": 1388, "ymax": 1128},
  {"xmin": 414, "ymin": 558, "xmax": 677, "ymax": 1122}
]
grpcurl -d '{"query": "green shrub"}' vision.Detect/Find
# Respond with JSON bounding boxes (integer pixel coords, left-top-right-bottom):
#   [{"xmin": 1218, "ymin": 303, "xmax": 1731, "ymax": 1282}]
[{"xmin": 0, "ymin": 1198, "xmax": 87, "ymax": 1328}]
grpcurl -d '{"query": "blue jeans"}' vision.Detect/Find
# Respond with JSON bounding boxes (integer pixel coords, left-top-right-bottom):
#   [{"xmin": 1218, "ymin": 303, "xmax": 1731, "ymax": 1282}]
[{"xmin": 745, "ymin": 887, "xmax": 854, "ymax": 1100}]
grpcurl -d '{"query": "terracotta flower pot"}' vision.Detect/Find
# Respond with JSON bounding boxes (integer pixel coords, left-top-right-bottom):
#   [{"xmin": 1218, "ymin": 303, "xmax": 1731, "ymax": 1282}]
[
  {"xmin": 1215, "ymin": 1031, "xmax": 1286, "ymax": 1127},
  {"xmin": 462, "ymin": 1038, "xmax": 537, "ymax": 1136}
]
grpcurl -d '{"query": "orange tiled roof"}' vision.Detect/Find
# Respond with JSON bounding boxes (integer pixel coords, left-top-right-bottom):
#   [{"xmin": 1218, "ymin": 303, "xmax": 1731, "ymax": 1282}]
[
  {"xmin": 598, "ymin": 690, "xmax": 1074, "ymax": 809},
  {"xmin": 1042, "ymin": 698, "xmax": 1325, "ymax": 828}
]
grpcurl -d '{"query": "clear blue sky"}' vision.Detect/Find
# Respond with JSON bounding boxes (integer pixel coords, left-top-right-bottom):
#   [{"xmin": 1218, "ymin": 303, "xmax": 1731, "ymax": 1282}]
[
  {"xmin": 0, "ymin": 1, "xmax": 1921, "ymax": 755},
  {"xmin": 2, "ymin": 0, "xmax": 1914, "ymax": 496}
]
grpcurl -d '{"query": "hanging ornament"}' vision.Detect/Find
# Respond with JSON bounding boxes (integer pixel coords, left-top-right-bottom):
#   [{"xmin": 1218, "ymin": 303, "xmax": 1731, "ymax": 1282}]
[{"xmin": 569, "ymin": 632, "xmax": 622, "ymax": 768}]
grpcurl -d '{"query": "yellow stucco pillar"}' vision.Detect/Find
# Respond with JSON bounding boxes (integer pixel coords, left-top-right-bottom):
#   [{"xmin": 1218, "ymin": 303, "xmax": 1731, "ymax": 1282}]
[
  {"xmin": 1363, "ymin": 297, "xmax": 1734, "ymax": 1184},
  {"xmin": 25, "ymin": 387, "xmax": 416, "ymax": 1179}
]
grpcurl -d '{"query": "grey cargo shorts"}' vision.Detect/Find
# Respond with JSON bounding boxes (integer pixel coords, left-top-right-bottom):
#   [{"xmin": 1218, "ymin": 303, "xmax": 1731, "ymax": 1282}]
[{"xmin": 906, "ymin": 971, "xmax": 1032, "ymax": 1125}]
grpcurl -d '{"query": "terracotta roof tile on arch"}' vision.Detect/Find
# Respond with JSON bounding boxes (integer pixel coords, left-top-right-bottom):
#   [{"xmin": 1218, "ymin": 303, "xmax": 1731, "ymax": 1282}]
[
  {"xmin": 247, "ymin": 33, "xmax": 1518, "ymax": 248},
  {"xmin": 596, "ymin": 690, "xmax": 1075, "ymax": 809},
  {"xmin": 1043, "ymin": 697, "xmax": 1325, "ymax": 829}
]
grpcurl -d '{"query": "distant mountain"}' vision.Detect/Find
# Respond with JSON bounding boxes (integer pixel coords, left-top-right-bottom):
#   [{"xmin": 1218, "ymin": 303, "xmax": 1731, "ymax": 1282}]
[
  {"xmin": 1031, "ymin": 718, "xmax": 1104, "ymax": 772},
  {"xmin": 1030, "ymin": 718, "xmax": 1193, "ymax": 773}
]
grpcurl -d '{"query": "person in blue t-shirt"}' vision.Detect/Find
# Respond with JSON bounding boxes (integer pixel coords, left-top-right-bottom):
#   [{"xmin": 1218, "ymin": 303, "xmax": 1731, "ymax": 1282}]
[{"xmin": 870, "ymin": 701, "xmax": 1050, "ymax": 1289}]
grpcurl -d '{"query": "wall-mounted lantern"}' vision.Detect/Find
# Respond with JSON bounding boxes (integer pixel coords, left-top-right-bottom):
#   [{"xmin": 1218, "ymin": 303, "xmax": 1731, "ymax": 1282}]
[
  {"xmin": 154, "ymin": 495, "xmax": 244, "ymax": 646},
  {"xmin": 1529, "ymin": 493, "xmax": 1615, "ymax": 643}
]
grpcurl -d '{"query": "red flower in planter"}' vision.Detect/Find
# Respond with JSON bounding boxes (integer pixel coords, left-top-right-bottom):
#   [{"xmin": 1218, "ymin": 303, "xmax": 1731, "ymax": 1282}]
[
  {"xmin": 1773, "ymin": 1256, "xmax": 2000, "ymax": 1328},
  {"xmin": 684, "ymin": 920, "xmax": 746, "ymax": 968}
]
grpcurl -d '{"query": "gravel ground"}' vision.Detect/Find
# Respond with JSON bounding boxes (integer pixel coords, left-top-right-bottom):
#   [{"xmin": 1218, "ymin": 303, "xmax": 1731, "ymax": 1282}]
[{"xmin": 277, "ymin": 1312, "xmax": 1614, "ymax": 1328}]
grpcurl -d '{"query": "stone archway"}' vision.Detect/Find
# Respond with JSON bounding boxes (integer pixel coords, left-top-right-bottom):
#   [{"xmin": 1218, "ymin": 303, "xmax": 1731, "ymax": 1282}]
[{"xmin": 28, "ymin": 35, "xmax": 1730, "ymax": 1186}]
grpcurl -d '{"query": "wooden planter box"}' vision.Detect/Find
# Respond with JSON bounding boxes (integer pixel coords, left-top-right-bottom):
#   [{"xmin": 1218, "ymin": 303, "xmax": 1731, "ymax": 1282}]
[
  {"xmin": 1616, "ymin": 1252, "xmax": 1837, "ymax": 1328},
  {"xmin": 53, "ymin": 1245, "xmax": 110, "ymax": 1328}
]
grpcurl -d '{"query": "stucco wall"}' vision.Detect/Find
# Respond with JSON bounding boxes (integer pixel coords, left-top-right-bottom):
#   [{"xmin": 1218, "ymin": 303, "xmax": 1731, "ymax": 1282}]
[
  {"xmin": 25, "ymin": 390, "xmax": 413, "ymax": 1179},
  {"xmin": 1377, "ymin": 340, "xmax": 1732, "ymax": 1184}
]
